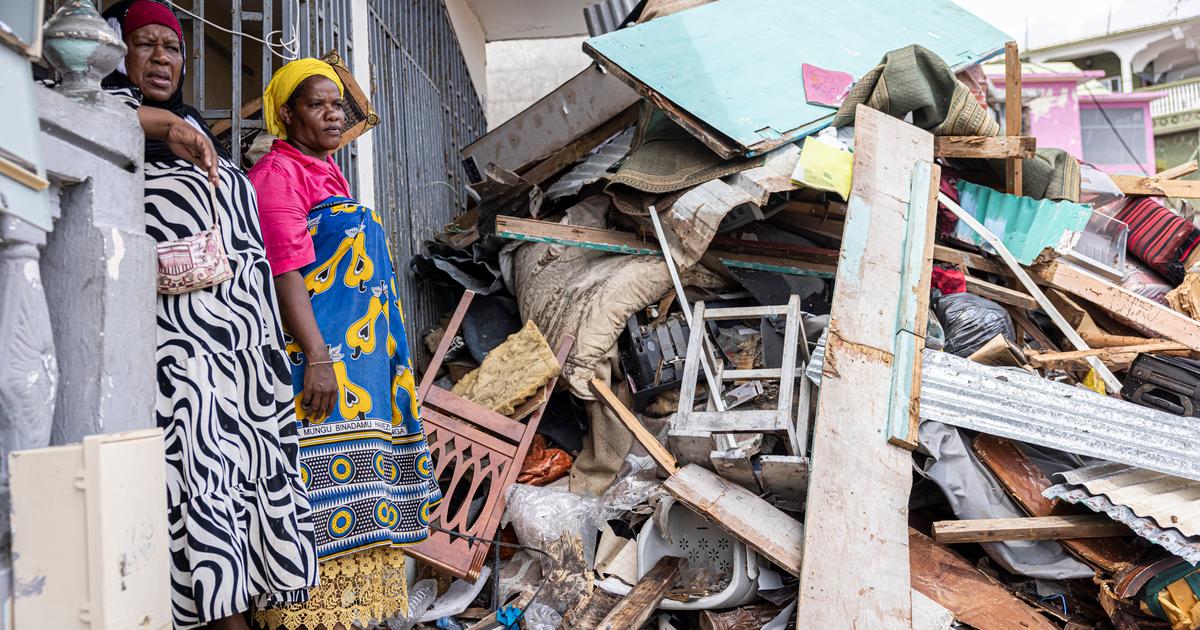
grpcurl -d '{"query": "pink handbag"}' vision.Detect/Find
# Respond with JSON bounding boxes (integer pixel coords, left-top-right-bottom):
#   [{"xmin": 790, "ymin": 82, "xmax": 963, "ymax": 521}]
[{"xmin": 156, "ymin": 180, "xmax": 234, "ymax": 295}]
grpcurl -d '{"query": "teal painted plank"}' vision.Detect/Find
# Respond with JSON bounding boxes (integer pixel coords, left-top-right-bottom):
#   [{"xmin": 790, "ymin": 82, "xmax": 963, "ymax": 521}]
[
  {"xmin": 496, "ymin": 230, "xmax": 836, "ymax": 278},
  {"xmin": 584, "ymin": 0, "xmax": 1009, "ymax": 156},
  {"xmin": 887, "ymin": 330, "xmax": 920, "ymax": 444}
]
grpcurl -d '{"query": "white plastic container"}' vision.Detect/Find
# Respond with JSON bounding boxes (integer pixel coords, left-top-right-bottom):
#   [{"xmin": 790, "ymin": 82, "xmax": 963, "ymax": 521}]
[{"xmin": 636, "ymin": 501, "xmax": 759, "ymax": 610}]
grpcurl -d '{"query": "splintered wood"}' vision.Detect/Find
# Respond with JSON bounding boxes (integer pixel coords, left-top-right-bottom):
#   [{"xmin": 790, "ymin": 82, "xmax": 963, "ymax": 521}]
[{"xmin": 796, "ymin": 105, "xmax": 933, "ymax": 629}]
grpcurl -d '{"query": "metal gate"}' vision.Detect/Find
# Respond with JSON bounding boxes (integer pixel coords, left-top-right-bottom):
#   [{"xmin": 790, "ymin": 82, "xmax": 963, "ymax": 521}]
[{"xmin": 367, "ymin": 0, "xmax": 486, "ymax": 363}]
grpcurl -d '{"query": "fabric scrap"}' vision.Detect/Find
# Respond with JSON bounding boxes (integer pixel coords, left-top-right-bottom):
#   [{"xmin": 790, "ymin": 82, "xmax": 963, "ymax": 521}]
[{"xmin": 452, "ymin": 320, "xmax": 561, "ymax": 416}]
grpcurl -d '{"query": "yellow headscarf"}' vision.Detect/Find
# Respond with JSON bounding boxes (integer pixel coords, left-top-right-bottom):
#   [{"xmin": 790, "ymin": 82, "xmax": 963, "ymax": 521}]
[{"xmin": 263, "ymin": 58, "xmax": 345, "ymax": 138}]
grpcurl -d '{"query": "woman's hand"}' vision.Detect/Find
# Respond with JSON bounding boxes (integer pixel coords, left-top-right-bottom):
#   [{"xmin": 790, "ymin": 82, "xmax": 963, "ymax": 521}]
[
  {"xmin": 301, "ymin": 361, "xmax": 338, "ymax": 421},
  {"xmin": 165, "ymin": 119, "xmax": 220, "ymax": 186}
]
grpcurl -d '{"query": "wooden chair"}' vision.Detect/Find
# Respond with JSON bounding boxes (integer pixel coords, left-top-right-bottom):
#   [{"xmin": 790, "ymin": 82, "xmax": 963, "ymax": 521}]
[{"xmin": 406, "ymin": 290, "xmax": 574, "ymax": 581}]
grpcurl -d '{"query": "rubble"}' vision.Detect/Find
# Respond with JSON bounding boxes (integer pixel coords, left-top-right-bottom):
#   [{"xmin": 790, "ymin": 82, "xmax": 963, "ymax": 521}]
[{"xmin": 400, "ymin": 0, "xmax": 1200, "ymax": 627}]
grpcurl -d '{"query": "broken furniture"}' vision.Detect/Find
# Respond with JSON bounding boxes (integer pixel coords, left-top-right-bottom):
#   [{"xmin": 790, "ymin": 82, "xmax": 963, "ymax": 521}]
[
  {"xmin": 669, "ymin": 295, "xmax": 805, "ymax": 479},
  {"xmin": 406, "ymin": 291, "xmax": 575, "ymax": 581}
]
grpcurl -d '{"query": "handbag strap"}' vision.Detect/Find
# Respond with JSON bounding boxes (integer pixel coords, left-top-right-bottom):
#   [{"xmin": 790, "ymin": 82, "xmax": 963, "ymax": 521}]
[{"xmin": 204, "ymin": 167, "xmax": 222, "ymax": 230}]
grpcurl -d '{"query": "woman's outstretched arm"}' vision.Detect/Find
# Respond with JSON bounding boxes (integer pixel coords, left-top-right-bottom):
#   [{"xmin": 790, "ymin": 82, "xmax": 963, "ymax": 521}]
[{"xmin": 274, "ymin": 270, "xmax": 338, "ymax": 421}]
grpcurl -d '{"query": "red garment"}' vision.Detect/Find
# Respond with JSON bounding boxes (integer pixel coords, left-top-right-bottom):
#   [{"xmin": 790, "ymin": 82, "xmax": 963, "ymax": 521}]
[
  {"xmin": 932, "ymin": 266, "xmax": 967, "ymax": 295},
  {"xmin": 248, "ymin": 139, "xmax": 352, "ymax": 275},
  {"xmin": 123, "ymin": 0, "xmax": 184, "ymax": 44}
]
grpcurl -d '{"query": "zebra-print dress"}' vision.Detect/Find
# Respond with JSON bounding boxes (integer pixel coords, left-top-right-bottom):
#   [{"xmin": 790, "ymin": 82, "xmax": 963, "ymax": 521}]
[{"xmin": 115, "ymin": 90, "xmax": 320, "ymax": 627}]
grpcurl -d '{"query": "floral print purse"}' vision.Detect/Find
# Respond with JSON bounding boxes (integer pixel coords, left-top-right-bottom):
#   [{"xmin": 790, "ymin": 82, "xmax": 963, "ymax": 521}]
[{"xmin": 156, "ymin": 179, "xmax": 233, "ymax": 295}]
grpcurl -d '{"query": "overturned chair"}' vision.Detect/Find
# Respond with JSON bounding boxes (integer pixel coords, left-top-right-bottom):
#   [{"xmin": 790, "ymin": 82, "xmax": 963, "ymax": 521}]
[{"xmin": 406, "ymin": 290, "xmax": 574, "ymax": 581}]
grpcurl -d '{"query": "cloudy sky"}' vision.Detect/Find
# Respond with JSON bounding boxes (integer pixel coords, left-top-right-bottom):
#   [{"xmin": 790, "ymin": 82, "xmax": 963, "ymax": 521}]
[{"xmin": 953, "ymin": 0, "xmax": 1200, "ymax": 49}]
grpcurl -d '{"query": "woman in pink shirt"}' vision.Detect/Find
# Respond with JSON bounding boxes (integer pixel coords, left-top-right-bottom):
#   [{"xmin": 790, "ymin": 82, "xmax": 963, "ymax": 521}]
[{"xmin": 249, "ymin": 59, "xmax": 441, "ymax": 630}]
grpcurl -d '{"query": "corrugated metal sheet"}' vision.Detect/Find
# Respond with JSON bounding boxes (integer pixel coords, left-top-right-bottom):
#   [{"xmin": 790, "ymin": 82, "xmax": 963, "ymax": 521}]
[
  {"xmin": 1051, "ymin": 463, "xmax": 1200, "ymax": 537},
  {"xmin": 806, "ymin": 334, "xmax": 1200, "ymax": 481},
  {"xmin": 1045, "ymin": 484, "xmax": 1200, "ymax": 564},
  {"xmin": 584, "ymin": 0, "xmax": 643, "ymax": 36},
  {"xmin": 544, "ymin": 128, "xmax": 634, "ymax": 199}
]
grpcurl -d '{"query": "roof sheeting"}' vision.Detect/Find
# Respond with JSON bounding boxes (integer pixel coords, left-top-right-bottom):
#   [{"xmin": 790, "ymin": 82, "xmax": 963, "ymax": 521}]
[
  {"xmin": 1052, "ymin": 463, "xmax": 1200, "ymax": 537},
  {"xmin": 806, "ymin": 335, "xmax": 1200, "ymax": 481},
  {"xmin": 1045, "ymin": 481, "xmax": 1200, "ymax": 564}
]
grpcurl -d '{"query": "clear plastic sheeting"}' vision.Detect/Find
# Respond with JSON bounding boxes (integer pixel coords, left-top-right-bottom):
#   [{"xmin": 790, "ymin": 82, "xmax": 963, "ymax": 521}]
[{"xmin": 505, "ymin": 483, "xmax": 605, "ymax": 612}]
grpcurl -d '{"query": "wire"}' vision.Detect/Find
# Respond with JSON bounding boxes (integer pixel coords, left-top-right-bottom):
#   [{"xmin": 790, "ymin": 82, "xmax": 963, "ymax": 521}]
[
  {"xmin": 427, "ymin": 524, "xmax": 552, "ymax": 628},
  {"xmin": 164, "ymin": 0, "xmax": 301, "ymax": 61},
  {"xmin": 1083, "ymin": 90, "xmax": 1151, "ymax": 176}
]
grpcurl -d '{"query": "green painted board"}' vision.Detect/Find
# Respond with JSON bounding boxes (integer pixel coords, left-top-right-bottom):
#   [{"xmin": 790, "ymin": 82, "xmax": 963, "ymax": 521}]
[
  {"xmin": 953, "ymin": 180, "xmax": 1093, "ymax": 265},
  {"xmin": 584, "ymin": 0, "xmax": 1010, "ymax": 157}
]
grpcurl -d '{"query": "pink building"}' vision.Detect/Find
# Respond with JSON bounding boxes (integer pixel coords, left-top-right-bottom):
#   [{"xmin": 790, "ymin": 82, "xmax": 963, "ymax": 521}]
[{"xmin": 986, "ymin": 62, "xmax": 1164, "ymax": 176}]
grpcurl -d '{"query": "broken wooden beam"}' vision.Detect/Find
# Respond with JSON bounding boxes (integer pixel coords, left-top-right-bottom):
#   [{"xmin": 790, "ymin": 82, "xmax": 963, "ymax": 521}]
[
  {"xmin": 597, "ymin": 556, "xmax": 683, "ymax": 630},
  {"xmin": 933, "ymin": 515, "xmax": 1130, "ymax": 544},
  {"xmin": 910, "ymin": 528, "xmax": 1058, "ymax": 630},
  {"xmin": 663, "ymin": 463, "xmax": 805, "ymax": 577},
  {"xmin": 934, "ymin": 135, "xmax": 1036, "ymax": 159},
  {"xmin": 1028, "ymin": 260, "xmax": 1200, "ymax": 352},
  {"xmin": 495, "ymin": 215, "xmax": 838, "ymax": 277},
  {"xmin": 521, "ymin": 105, "xmax": 640, "ymax": 186},
  {"xmin": 966, "ymin": 276, "xmax": 1038, "ymax": 310},
  {"xmin": 1004, "ymin": 41, "xmax": 1023, "ymax": 197},
  {"xmin": 1156, "ymin": 160, "xmax": 1199, "ymax": 181},
  {"xmin": 1027, "ymin": 340, "xmax": 1190, "ymax": 371},
  {"xmin": 1110, "ymin": 173, "xmax": 1200, "ymax": 198},
  {"xmin": 798, "ymin": 105, "xmax": 928, "ymax": 628},
  {"xmin": 590, "ymin": 379, "xmax": 678, "ymax": 475},
  {"xmin": 934, "ymin": 244, "xmax": 1011, "ymax": 276}
]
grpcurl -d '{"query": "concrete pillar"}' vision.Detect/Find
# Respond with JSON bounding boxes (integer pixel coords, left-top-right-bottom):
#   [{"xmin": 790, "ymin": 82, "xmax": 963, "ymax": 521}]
[{"xmin": 37, "ymin": 86, "xmax": 157, "ymax": 445}]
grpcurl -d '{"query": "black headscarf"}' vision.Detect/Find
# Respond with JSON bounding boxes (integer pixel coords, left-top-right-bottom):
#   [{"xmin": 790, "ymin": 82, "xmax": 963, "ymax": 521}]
[{"xmin": 101, "ymin": 0, "xmax": 230, "ymax": 163}]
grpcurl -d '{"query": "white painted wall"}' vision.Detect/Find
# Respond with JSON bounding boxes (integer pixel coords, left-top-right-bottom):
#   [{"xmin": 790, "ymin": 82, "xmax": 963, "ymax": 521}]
[
  {"xmin": 444, "ymin": 0, "xmax": 488, "ymax": 104},
  {"xmin": 484, "ymin": 36, "xmax": 592, "ymax": 129}
]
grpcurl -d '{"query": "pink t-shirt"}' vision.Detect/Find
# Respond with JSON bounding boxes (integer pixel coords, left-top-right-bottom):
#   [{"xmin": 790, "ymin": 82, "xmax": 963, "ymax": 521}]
[{"xmin": 249, "ymin": 139, "xmax": 352, "ymax": 275}]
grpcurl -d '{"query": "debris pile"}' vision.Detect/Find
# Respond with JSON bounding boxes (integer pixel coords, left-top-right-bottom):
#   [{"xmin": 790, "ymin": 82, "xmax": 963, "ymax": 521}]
[{"xmin": 400, "ymin": 0, "xmax": 1200, "ymax": 628}]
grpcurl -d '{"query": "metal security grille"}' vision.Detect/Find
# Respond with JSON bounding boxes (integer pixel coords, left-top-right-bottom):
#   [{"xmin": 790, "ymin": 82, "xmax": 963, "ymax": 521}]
[{"xmin": 368, "ymin": 0, "xmax": 486, "ymax": 363}]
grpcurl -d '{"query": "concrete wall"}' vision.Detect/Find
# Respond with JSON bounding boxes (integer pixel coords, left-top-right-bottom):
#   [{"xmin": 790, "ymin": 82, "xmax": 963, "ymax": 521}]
[
  {"xmin": 445, "ymin": 0, "xmax": 488, "ymax": 105},
  {"xmin": 484, "ymin": 36, "xmax": 592, "ymax": 129}
]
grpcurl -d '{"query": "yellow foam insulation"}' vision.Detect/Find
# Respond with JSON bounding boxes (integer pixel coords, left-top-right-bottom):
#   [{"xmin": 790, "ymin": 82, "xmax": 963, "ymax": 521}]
[{"xmin": 451, "ymin": 320, "xmax": 560, "ymax": 416}]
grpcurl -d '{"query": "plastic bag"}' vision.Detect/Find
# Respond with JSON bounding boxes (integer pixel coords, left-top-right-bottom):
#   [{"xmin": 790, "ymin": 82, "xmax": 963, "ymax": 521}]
[
  {"xmin": 506, "ymin": 484, "xmax": 604, "ymax": 613},
  {"xmin": 522, "ymin": 601, "xmax": 564, "ymax": 630},
  {"xmin": 385, "ymin": 578, "xmax": 437, "ymax": 630},
  {"xmin": 934, "ymin": 292, "xmax": 1015, "ymax": 357},
  {"xmin": 791, "ymin": 134, "xmax": 853, "ymax": 200},
  {"xmin": 602, "ymin": 454, "xmax": 665, "ymax": 519}
]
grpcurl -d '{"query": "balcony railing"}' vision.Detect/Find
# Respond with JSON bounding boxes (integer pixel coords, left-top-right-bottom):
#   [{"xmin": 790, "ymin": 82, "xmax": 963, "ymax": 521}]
[{"xmin": 1137, "ymin": 76, "xmax": 1200, "ymax": 117}]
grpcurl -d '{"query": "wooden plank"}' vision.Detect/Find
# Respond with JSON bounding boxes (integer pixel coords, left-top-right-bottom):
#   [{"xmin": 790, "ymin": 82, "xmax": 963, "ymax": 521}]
[
  {"xmin": 910, "ymin": 528, "xmax": 1058, "ymax": 630},
  {"xmin": 703, "ymin": 304, "xmax": 789, "ymax": 319},
  {"xmin": 1027, "ymin": 340, "xmax": 1189, "ymax": 371},
  {"xmin": 597, "ymin": 556, "xmax": 683, "ymax": 630},
  {"xmin": 0, "ymin": 154, "xmax": 49, "ymax": 191},
  {"xmin": 966, "ymin": 276, "xmax": 1038, "ymax": 310},
  {"xmin": 591, "ymin": 379, "xmax": 678, "ymax": 475},
  {"xmin": 663, "ymin": 463, "xmax": 805, "ymax": 577},
  {"xmin": 933, "ymin": 515, "xmax": 1130, "ymax": 543},
  {"xmin": 1004, "ymin": 41, "xmax": 1023, "ymax": 197},
  {"xmin": 758, "ymin": 455, "xmax": 808, "ymax": 502},
  {"xmin": 934, "ymin": 135, "xmax": 1036, "ymax": 159},
  {"xmin": 973, "ymin": 435, "xmax": 1139, "ymax": 571},
  {"xmin": 495, "ymin": 215, "xmax": 837, "ymax": 278},
  {"xmin": 562, "ymin": 590, "xmax": 622, "ymax": 630},
  {"xmin": 521, "ymin": 105, "xmax": 639, "ymax": 186},
  {"xmin": 1110, "ymin": 173, "xmax": 1200, "ymax": 198},
  {"xmin": 676, "ymin": 409, "xmax": 789, "ymax": 433},
  {"xmin": 934, "ymin": 244, "xmax": 1010, "ymax": 276},
  {"xmin": 210, "ymin": 96, "xmax": 263, "ymax": 136},
  {"xmin": 797, "ymin": 105, "xmax": 927, "ymax": 629},
  {"xmin": 1156, "ymin": 160, "xmax": 1198, "ymax": 180},
  {"xmin": 900, "ymin": 162, "xmax": 942, "ymax": 450},
  {"xmin": 1029, "ymin": 260, "xmax": 1200, "ymax": 352}
]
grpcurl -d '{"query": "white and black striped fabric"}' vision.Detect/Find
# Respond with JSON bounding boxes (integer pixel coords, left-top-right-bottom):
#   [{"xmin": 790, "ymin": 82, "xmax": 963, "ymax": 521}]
[{"xmin": 126, "ymin": 100, "xmax": 319, "ymax": 625}]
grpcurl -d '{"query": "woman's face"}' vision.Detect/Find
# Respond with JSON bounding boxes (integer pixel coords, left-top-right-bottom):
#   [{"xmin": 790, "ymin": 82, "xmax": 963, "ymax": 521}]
[
  {"xmin": 124, "ymin": 24, "xmax": 183, "ymax": 101},
  {"xmin": 280, "ymin": 77, "xmax": 346, "ymax": 156}
]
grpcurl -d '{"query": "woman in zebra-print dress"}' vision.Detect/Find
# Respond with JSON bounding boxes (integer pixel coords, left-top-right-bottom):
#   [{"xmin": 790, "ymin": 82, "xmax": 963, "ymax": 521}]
[{"xmin": 101, "ymin": 2, "xmax": 318, "ymax": 628}]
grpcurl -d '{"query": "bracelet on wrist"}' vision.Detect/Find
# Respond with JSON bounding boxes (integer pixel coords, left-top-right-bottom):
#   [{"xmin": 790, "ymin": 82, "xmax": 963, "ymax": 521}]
[{"xmin": 308, "ymin": 359, "xmax": 335, "ymax": 366}]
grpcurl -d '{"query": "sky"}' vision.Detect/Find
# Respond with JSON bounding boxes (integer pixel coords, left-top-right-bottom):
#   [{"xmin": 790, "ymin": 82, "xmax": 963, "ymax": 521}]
[{"xmin": 953, "ymin": 0, "xmax": 1200, "ymax": 49}]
